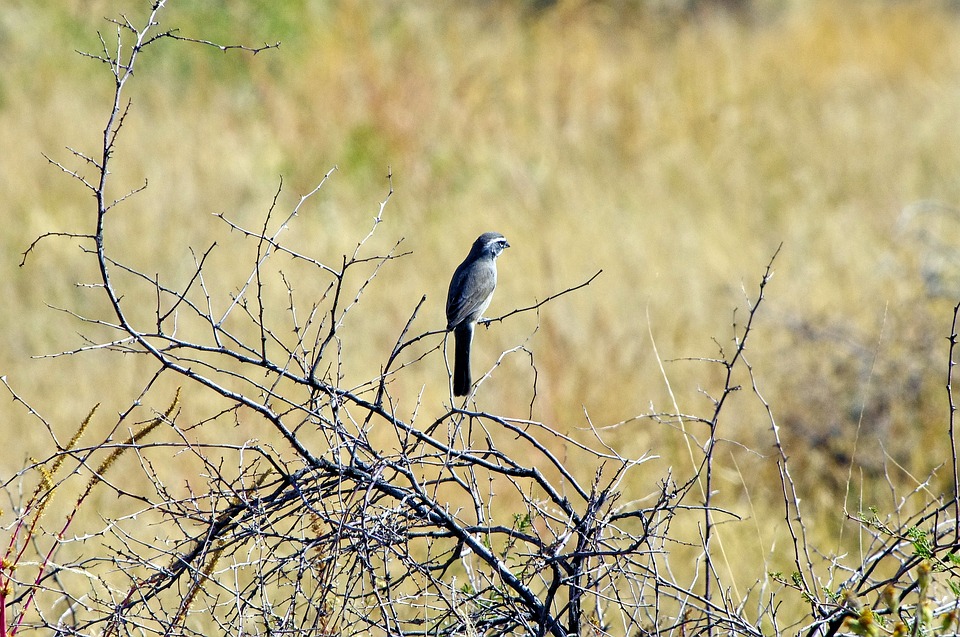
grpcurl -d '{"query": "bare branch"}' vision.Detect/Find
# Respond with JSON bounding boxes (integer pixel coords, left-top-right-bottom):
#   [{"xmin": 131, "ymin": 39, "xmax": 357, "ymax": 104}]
[
  {"xmin": 20, "ymin": 230, "xmax": 95, "ymax": 266},
  {"xmin": 481, "ymin": 268, "xmax": 602, "ymax": 326}
]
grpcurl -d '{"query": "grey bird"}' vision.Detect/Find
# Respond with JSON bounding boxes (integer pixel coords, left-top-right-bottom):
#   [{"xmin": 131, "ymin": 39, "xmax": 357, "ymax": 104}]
[{"xmin": 445, "ymin": 232, "xmax": 510, "ymax": 396}]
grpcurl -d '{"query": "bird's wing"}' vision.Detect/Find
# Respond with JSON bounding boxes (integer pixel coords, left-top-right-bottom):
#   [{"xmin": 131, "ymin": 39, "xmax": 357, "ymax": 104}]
[{"xmin": 446, "ymin": 262, "xmax": 497, "ymax": 328}]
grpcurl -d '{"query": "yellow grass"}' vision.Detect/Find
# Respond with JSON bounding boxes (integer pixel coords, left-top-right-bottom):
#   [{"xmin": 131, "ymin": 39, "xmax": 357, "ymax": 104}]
[{"xmin": 3, "ymin": 0, "xmax": 960, "ymax": 628}]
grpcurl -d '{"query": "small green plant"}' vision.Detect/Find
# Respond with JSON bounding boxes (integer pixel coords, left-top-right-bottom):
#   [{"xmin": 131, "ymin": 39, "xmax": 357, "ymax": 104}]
[
  {"xmin": 841, "ymin": 561, "xmax": 959, "ymax": 637},
  {"xmin": 907, "ymin": 527, "xmax": 934, "ymax": 560}
]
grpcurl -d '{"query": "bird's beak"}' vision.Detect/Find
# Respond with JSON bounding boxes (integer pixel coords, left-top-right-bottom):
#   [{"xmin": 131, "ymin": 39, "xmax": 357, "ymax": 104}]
[{"xmin": 504, "ymin": 241, "xmax": 511, "ymax": 248}]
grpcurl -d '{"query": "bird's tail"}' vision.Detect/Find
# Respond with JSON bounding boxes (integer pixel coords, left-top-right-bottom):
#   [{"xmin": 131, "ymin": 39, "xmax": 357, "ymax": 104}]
[{"xmin": 453, "ymin": 323, "xmax": 473, "ymax": 396}]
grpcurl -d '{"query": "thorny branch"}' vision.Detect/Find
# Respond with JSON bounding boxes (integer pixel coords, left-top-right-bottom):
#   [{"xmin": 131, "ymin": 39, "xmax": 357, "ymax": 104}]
[
  {"xmin": 22, "ymin": 6, "xmax": 676, "ymax": 637},
  {"xmin": 19, "ymin": 4, "xmax": 960, "ymax": 637}
]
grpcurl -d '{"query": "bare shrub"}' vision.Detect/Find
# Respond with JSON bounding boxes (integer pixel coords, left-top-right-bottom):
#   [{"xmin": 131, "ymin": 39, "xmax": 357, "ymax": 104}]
[{"xmin": 7, "ymin": 4, "xmax": 960, "ymax": 637}]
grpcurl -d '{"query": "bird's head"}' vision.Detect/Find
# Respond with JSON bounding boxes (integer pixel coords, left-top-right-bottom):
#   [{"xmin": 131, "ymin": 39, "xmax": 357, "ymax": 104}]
[{"xmin": 474, "ymin": 232, "xmax": 510, "ymax": 259}]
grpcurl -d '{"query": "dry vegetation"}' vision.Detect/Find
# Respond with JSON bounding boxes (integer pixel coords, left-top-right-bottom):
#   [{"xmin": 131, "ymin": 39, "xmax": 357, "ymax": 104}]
[{"xmin": 3, "ymin": 0, "xmax": 960, "ymax": 634}]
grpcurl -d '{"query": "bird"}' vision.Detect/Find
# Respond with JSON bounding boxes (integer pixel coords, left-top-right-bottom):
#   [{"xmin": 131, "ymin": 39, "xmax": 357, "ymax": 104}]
[{"xmin": 445, "ymin": 232, "xmax": 510, "ymax": 396}]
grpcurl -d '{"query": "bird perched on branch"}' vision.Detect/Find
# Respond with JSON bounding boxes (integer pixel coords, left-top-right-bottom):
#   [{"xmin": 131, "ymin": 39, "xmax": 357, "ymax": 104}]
[{"xmin": 445, "ymin": 232, "xmax": 510, "ymax": 396}]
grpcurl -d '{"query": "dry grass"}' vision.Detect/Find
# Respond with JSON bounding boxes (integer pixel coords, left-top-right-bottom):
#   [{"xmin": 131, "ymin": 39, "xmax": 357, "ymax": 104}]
[{"xmin": 3, "ymin": 0, "xmax": 960, "ymax": 627}]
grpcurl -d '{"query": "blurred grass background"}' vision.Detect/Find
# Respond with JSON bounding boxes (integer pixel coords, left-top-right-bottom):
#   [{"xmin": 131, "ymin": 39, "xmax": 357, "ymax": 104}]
[{"xmin": 4, "ymin": 0, "xmax": 960, "ymax": 623}]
